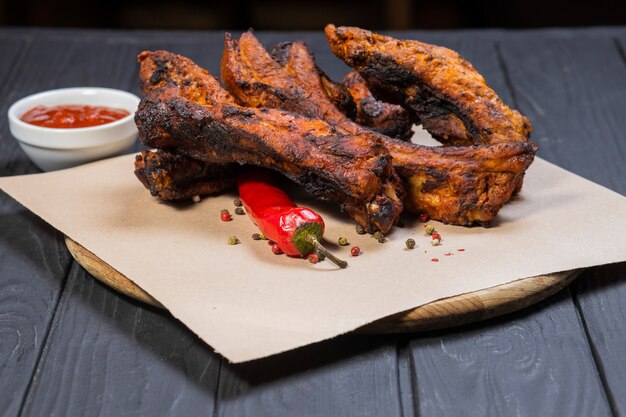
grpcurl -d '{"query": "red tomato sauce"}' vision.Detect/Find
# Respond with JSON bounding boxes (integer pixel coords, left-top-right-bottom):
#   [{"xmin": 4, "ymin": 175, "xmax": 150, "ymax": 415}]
[{"xmin": 20, "ymin": 104, "xmax": 130, "ymax": 128}]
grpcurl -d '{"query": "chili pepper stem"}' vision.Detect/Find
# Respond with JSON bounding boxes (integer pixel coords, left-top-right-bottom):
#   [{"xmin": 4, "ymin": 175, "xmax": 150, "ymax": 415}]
[{"xmin": 305, "ymin": 235, "xmax": 348, "ymax": 268}]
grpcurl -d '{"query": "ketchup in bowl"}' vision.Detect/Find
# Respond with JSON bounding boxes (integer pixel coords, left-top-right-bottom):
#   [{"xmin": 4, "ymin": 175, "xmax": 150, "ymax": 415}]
[{"xmin": 20, "ymin": 104, "xmax": 130, "ymax": 128}]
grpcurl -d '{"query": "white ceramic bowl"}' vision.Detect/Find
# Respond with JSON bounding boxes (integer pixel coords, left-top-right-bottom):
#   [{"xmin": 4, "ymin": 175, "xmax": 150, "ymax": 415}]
[{"xmin": 8, "ymin": 87, "xmax": 141, "ymax": 171}]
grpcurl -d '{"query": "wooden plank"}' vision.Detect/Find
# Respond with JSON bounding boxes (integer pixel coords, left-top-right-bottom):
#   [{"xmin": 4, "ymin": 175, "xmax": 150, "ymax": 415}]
[
  {"xmin": 501, "ymin": 31, "xmax": 626, "ymax": 416},
  {"xmin": 0, "ymin": 32, "xmax": 220, "ymax": 416},
  {"xmin": 0, "ymin": 34, "xmax": 74, "ymax": 417},
  {"xmin": 498, "ymin": 29, "xmax": 626, "ymax": 415},
  {"xmin": 0, "ymin": 195, "xmax": 72, "ymax": 417},
  {"xmin": 217, "ymin": 335, "xmax": 403, "ymax": 417},
  {"xmin": 573, "ymin": 263, "xmax": 626, "ymax": 416},
  {"xmin": 0, "ymin": 34, "xmax": 38, "ymax": 176},
  {"xmin": 403, "ymin": 31, "xmax": 614, "ymax": 416},
  {"xmin": 410, "ymin": 290, "xmax": 611, "ymax": 416},
  {"xmin": 20, "ymin": 263, "xmax": 221, "ymax": 417},
  {"xmin": 498, "ymin": 30, "xmax": 626, "ymax": 193}
]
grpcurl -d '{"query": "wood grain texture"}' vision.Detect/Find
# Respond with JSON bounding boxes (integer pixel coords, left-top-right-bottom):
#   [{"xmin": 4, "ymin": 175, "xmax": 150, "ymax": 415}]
[
  {"xmin": 20, "ymin": 263, "xmax": 221, "ymax": 417},
  {"xmin": 501, "ymin": 30, "xmax": 626, "ymax": 416},
  {"xmin": 65, "ymin": 237, "xmax": 162, "ymax": 308},
  {"xmin": 572, "ymin": 263, "xmax": 626, "ymax": 416},
  {"xmin": 410, "ymin": 289, "xmax": 612, "ymax": 417},
  {"xmin": 217, "ymin": 335, "xmax": 403, "ymax": 417},
  {"xmin": 0, "ymin": 34, "xmax": 73, "ymax": 417},
  {"xmin": 0, "ymin": 196, "xmax": 72, "ymax": 417},
  {"xmin": 497, "ymin": 29, "xmax": 626, "ymax": 416},
  {"xmin": 400, "ymin": 31, "xmax": 617, "ymax": 417}
]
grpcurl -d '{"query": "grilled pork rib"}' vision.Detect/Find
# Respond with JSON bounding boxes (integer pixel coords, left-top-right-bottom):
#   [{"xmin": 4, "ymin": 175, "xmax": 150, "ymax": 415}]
[
  {"xmin": 325, "ymin": 25, "xmax": 532, "ymax": 147},
  {"xmin": 342, "ymin": 70, "xmax": 414, "ymax": 140},
  {"xmin": 134, "ymin": 150, "xmax": 237, "ymax": 201},
  {"xmin": 135, "ymin": 50, "xmax": 403, "ymax": 233},
  {"xmin": 220, "ymin": 31, "xmax": 536, "ymax": 225}
]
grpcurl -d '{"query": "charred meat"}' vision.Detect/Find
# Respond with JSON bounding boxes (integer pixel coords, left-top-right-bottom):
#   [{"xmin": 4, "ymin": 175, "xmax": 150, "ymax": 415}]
[
  {"xmin": 136, "ymin": 50, "xmax": 403, "ymax": 233},
  {"xmin": 220, "ymin": 31, "xmax": 536, "ymax": 225},
  {"xmin": 325, "ymin": 25, "xmax": 532, "ymax": 147}
]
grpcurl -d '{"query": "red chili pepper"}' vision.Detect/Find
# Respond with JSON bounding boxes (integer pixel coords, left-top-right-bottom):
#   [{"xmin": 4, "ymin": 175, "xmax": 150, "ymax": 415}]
[{"xmin": 238, "ymin": 168, "xmax": 347, "ymax": 268}]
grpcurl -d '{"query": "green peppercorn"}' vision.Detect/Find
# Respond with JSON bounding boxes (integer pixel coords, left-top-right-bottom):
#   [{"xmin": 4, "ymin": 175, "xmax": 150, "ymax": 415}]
[
  {"xmin": 227, "ymin": 236, "xmax": 239, "ymax": 245},
  {"xmin": 372, "ymin": 231, "xmax": 383, "ymax": 240},
  {"xmin": 406, "ymin": 238, "xmax": 416, "ymax": 249},
  {"xmin": 233, "ymin": 198, "xmax": 243, "ymax": 207},
  {"xmin": 425, "ymin": 225, "xmax": 436, "ymax": 235},
  {"xmin": 355, "ymin": 224, "xmax": 366, "ymax": 235},
  {"xmin": 234, "ymin": 207, "xmax": 245, "ymax": 215},
  {"xmin": 338, "ymin": 236, "xmax": 349, "ymax": 246}
]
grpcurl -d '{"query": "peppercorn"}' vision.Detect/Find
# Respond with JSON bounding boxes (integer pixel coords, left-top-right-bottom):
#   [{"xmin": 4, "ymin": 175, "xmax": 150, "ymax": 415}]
[
  {"xmin": 338, "ymin": 236, "xmax": 349, "ymax": 246},
  {"xmin": 220, "ymin": 209, "xmax": 232, "ymax": 222},
  {"xmin": 234, "ymin": 207, "xmax": 245, "ymax": 215},
  {"xmin": 227, "ymin": 236, "xmax": 239, "ymax": 245},
  {"xmin": 405, "ymin": 238, "xmax": 416, "ymax": 249},
  {"xmin": 431, "ymin": 233, "xmax": 442, "ymax": 241},
  {"xmin": 351, "ymin": 246, "xmax": 360, "ymax": 256},
  {"xmin": 192, "ymin": 195, "xmax": 201, "ymax": 203},
  {"xmin": 431, "ymin": 238, "xmax": 441, "ymax": 246},
  {"xmin": 418, "ymin": 213, "xmax": 430, "ymax": 222},
  {"xmin": 425, "ymin": 225, "xmax": 435, "ymax": 235},
  {"xmin": 308, "ymin": 253, "xmax": 319, "ymax": 263},
  {"xmin": 355, "ymin": 224, "xmax": 366, "ymax": 235},
  {"xmin": 251, "ymin": 233, "xmax": 262, "ymax": 240},
  {"xmin": 372, "ymin": 231, "xmax": 386, "ymax": 243},
  {"xmin": 317, "ymin": 252, "xmax": 326, "ymax": 261},
  {"xmin": 233, "ymin": 198, "xmax": 243, "ymax": 207}
]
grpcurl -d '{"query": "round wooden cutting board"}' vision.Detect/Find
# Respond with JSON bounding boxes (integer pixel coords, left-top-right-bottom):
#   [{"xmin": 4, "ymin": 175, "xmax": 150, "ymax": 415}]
[{"xmin": 65, "ymin": 237, "xmax": 580, "ymax": 333}]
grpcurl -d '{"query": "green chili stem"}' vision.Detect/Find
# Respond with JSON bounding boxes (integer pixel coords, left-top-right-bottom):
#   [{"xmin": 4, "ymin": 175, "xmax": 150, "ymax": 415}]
[{"xmin": 305, "ymin": 235, "xmax": 348, "ymax": 268}]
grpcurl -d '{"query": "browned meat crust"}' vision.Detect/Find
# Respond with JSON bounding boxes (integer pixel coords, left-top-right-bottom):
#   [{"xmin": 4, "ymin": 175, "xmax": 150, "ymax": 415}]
[
  {"xmin": 136, "ymin": 50, "xmax": 403, "ymax": 233},
  {"xmin": 269, "ymin": 41, "xmax": 356, "ymax": 121},
  {"xmin": 220, "ymin": 31, "xmax": 537, "ymax": 225},
  {"xmin": 134, "ymin": 150, "xmax": 237, "ymax": 201},
  {"xmin": 325, "ymin": 25, "xmax": 532, "ymax": 147},
  {"xmin": 343, "ymin": 70, "xmax": 414, "ymax": 140}
]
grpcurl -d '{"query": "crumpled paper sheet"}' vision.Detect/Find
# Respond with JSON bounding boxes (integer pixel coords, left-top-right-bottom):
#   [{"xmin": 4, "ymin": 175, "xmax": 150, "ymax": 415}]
[{"xmin": 2, "ymin": 132, "xmax": 626, "ymax": 363}]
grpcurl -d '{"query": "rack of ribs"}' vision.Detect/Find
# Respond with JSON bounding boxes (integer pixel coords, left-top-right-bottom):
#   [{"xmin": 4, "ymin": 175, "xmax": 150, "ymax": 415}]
[
  {"xmin": 219, "ymin": 30, "xmax": 536, "ymax": 225},
  {"xmin": 134, "ymin": 50, "xmax": 404, "ymax": 234}
]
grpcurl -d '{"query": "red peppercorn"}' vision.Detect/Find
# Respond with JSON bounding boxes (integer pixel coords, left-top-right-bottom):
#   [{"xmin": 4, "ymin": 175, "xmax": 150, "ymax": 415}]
[
  {"xmin": 220, "ymin": 209, "xmax": 232, "ymax": 222},
  {"xmin": 418, "ymin": 213, "xmax": 430, "ymax": 222},
  {"xmin": 431, "ymin": 233, "xmax": 441, "ymax": 240},
  {"xmin": 308, "ymin": 253, "xmax": 319, "ymax": 263},
  {"xmin": 351, "ymin": 246, "xmax": 360, "ymax": 256},
  {"xmin": 271, "ymin": 243, "xmax": 283, "ymax": 255}
]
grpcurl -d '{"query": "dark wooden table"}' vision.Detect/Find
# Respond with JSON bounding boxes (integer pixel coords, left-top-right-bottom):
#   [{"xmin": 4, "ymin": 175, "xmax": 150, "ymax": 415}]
[{"xmin": 1, "ymin": 27, "xmax": 626, "ymax": 417}]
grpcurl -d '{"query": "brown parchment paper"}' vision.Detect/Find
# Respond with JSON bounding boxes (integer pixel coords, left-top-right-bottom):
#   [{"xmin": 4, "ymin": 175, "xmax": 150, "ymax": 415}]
[{"xmin": 2, "ymin": 131, "xmax": 626, "ymax": 363}]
